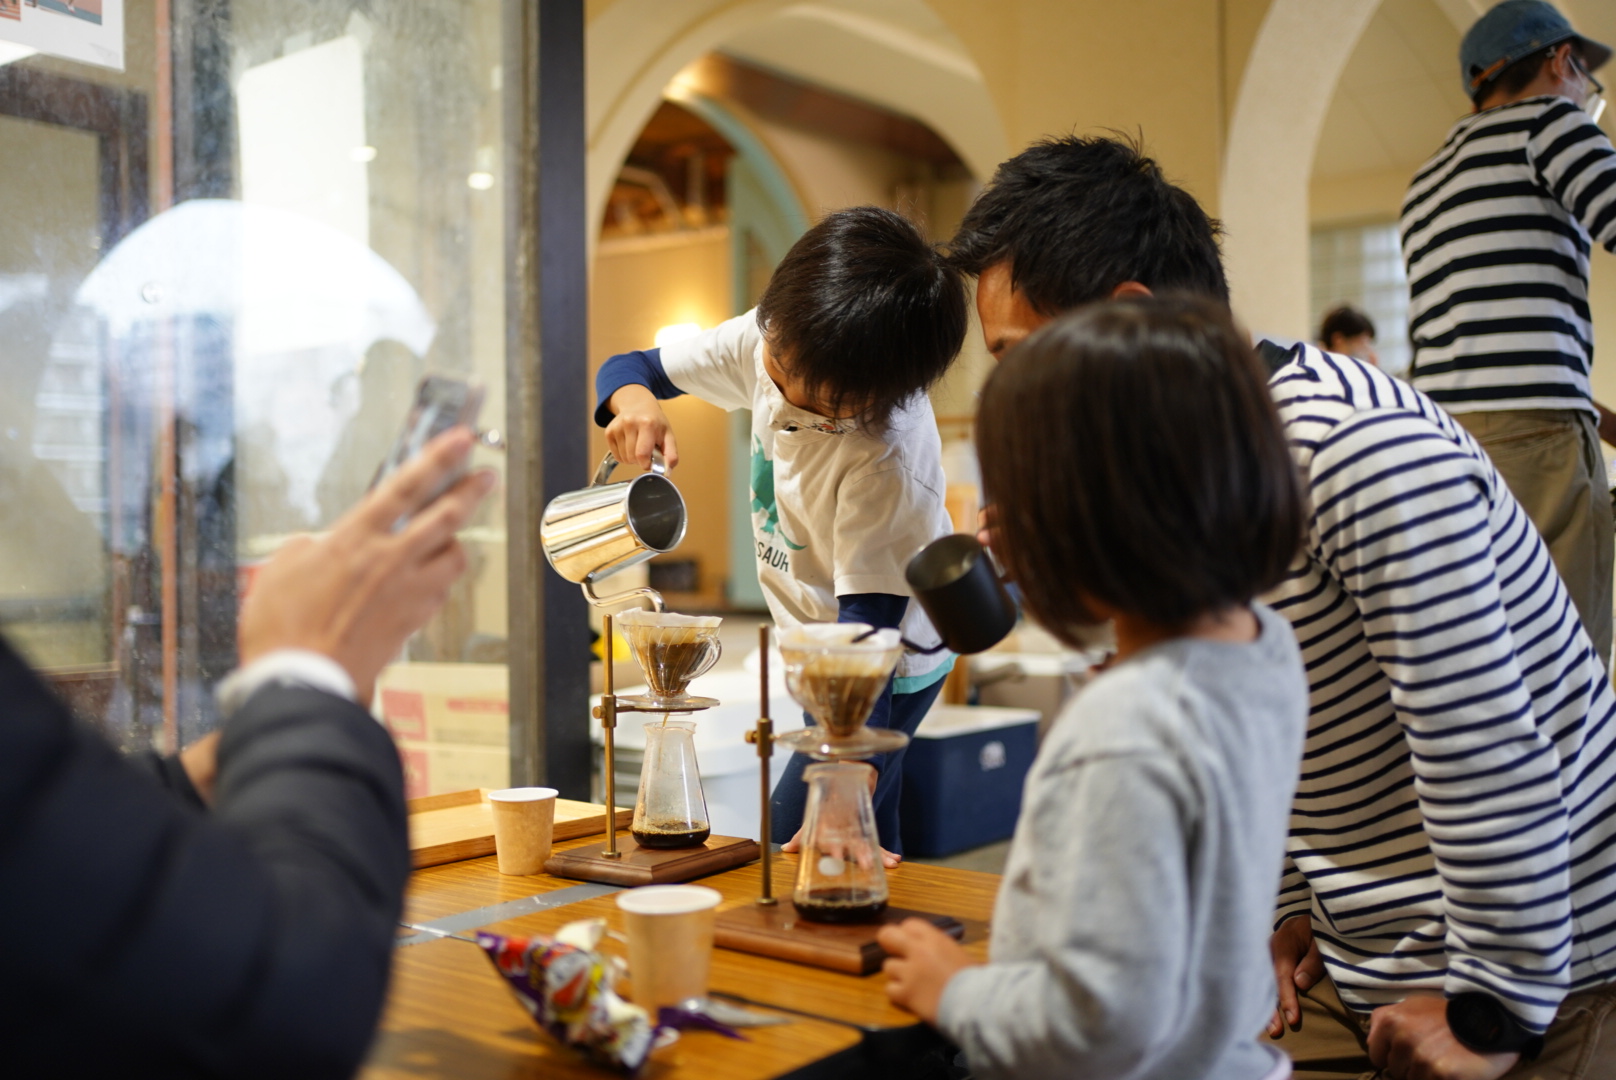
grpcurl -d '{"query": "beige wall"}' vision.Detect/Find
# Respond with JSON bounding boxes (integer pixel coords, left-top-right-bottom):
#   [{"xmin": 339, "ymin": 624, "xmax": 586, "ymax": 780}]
[
  {"xmin": 587, "ymin": 0, "xmax": 1616, "ymax": 439},
  {"xmin": 580, "ymin": 0, "xmax": 1410, "ymax": 361},
  {"xmin": 585, "ymin": 0, "xmax": 1282, "ymax": 243},
  {"xmin": 1589, "ymin": 252, "xmax": 1616, "ymax": 410},
  {"xmin": 590, "ymin": 227, "xmax": 734, "ymax": 609},
  {"xmin": 925, "ymin": 0, "xmax": 1228, "ymax": 205}
]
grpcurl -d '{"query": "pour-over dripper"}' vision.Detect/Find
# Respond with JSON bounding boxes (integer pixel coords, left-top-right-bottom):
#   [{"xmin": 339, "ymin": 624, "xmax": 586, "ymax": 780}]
[
  {"xmin": 616, "ymin": 609, "xmax": 723, "ymax": 711},
  {"xmin": 774, "ymin": 624, "xmax": 909, "ymax": 760}
]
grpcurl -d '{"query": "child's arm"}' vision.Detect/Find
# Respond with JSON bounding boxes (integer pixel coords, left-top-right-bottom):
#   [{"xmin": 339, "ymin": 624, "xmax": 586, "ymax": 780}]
[
  {"xmin": 838, "ymin": 593, "xmax": 907, "ymax": 735},
  {"xmin": 593, "ymin": 314, "xmax": 763, "ymax": 469},
  {"xmin": 596, "ymin": 349, "xmax": 683, "ymax": 469}
]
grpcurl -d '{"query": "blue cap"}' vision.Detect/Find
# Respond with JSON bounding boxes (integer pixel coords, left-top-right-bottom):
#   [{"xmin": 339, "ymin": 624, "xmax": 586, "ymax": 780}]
[{"xmin": 1460, "ymin": 1, "xmax": 1611, "ymax": 100}]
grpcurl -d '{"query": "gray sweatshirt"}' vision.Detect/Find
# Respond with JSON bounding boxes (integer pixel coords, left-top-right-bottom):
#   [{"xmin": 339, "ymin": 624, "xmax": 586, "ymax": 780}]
[{"xmin": 937, "ymin": 603, "xmax": 1306, "ymax": 1080}]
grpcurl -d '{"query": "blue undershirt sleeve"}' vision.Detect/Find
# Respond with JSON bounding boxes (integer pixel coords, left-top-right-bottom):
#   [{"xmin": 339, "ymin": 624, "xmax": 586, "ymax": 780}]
[
  {"xmin": 837, "ymin": 593, "xmax": 909, "ymax": 732},
  {"xmin": 593, "ymin": 348, "xmax": 684, "ymax": 428}
]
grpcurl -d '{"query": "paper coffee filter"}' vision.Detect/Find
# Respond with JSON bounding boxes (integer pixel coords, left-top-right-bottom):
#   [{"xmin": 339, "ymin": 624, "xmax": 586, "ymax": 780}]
[
  {"xmin": 777, "ymin": 624, "xmax": 900, "ymax": 651},
  {"xmin": 798, "ymin": 650, "xmax": 896, "ymax": 680},
  {"xmin": 616, "ymin": 610, "xmax": 722, "ymax": 628}
]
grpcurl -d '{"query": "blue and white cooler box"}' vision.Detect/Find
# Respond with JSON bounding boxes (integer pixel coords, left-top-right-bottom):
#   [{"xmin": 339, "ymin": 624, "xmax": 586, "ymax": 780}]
[{"xmin": 900, "ymin": 704, "xmax": 1040, "ymax": 858}]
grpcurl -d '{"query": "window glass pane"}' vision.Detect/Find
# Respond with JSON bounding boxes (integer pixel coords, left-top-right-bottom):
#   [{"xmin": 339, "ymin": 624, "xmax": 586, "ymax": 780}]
[
  {"xmin": 1310, "ymin": 221, "xmax": 1412, "ymax": 377},
  {"xmin": 0, "ymin": 1, "xmax": 511, "ymax": 795}
]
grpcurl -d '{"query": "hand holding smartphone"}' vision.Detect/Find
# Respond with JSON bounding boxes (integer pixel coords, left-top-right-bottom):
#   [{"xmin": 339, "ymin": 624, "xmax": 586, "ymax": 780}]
[{"xmin": 371, "ymin": 375, "xmax": 487, "ymax": 522}]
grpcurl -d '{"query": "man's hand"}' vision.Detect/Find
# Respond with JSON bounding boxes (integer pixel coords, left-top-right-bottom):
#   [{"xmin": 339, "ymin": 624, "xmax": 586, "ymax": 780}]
[
  {"xmin": 179, "ymin": 731, "xmax": 221, "ymax": 805},
  {"xmin": 1267, "ymin": 915, "xmax": 1324, "ymax": 1036},
  {"xmin": 1366, "ymin": 996, "xmax": 1518, "ymax": 1080},
  {"xmin": 879, "ymin": 918, "xmax": 979, "ymax": 1023},
  {"xmin": 239, "ymin": 427, "xmax": 496, "ymax": 701},
  {"xmin": 605, "ymin": 385, "xmax": 678, "ymax": 469}
]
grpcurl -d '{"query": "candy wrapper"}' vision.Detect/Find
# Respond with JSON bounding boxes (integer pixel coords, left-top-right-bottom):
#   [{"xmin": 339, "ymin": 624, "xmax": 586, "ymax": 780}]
[{"xmin": 476, "ymin": 924, "xmax": 659, "ymax": 1074}]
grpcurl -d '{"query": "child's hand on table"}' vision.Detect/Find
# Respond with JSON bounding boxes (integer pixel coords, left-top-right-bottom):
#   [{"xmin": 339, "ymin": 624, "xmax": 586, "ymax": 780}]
[
  {"xmin": 606, "ymin": 385, "xmax": 679, "ymax": 469},
  {"xmin": 879, "ymin": 918, "xmax": 979, "ymax": 1024},
  {"xmin": 780, "ymin": 826, "xmax": 902, "ymax": 869}
]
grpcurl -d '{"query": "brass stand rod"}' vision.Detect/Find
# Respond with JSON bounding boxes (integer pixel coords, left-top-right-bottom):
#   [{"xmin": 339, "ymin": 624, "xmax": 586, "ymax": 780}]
[
  {"xmin": 599, "ymin": 612, "xmax": 621, "ymax": 859},
  {"xmin": 756, "ymin": 624, "xmax": 777, "ymax": 905}
]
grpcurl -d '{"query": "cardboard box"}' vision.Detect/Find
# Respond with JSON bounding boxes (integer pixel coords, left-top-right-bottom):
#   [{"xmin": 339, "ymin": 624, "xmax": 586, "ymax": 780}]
[
  {"xmin": 376, "ymin": 663, "xmax": 511, "ymax": 800},
  {"xmin": 397, "ymin": 741, "xmax": 510, "ymax": 801},
  {"xmin": 376, "ymin": 662, "xmax": 508, "ymax": 746}
]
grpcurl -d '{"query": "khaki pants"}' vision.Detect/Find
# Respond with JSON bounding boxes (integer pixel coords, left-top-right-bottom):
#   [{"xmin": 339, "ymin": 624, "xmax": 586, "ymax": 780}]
[
  {"xmin": 1456, "ymin": 409, "xmax": 1613, "ymax": 671},
  {"xmin": 1265, "ymin": 976, "xmax": 1616, "ymax": 1079}
]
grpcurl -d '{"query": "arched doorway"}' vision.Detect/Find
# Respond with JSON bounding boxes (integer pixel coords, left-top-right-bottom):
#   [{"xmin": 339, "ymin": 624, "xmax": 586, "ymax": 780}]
[
  {"xmin": 585, "ymin": 0, "xmax": 1007, "ymax": 245},
  {"xmin": 591, "ymin": 51, "xmax": 978, "ymax": 611},
  {"xmin": 1220, "ymin": 0, "xmax": 1382, "ymax": 340}
]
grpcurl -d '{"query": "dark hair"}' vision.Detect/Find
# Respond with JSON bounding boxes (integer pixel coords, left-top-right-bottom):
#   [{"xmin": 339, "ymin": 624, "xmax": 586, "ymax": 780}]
[
  {"xmin": 756, "ymin": 206, "xmax": 967, "ymax": 430},
  {"xmin": 1319, "ymin": 304, "xmax": 1375, "ymax": 347},
  {"xmin": 948, "ymin": 134, "xmax": 1228, "ymax": 313},
  {"xmin": 1472, "ymin": 46, "xmax": 1554, "ymax": 105},
  {"xmin": 976, "ymin": 295, "xmax": 1303, "ymax": 645}
]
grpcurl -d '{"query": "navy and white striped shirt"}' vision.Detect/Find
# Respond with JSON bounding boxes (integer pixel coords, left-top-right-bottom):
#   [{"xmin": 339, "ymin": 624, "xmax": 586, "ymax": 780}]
[
  {"xmin": 1266, "ymin": 344, "xmax": 1616, "ymax": 1032},
  {"xmin": 1402, "ymin": 95, "xmax": 1616, "ymax": 417}
]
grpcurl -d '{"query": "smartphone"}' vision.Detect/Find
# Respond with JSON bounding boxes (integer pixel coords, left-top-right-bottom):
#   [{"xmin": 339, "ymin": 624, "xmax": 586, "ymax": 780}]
[{"xmin": 371, "ymin": 375, "xmax": 486, "ymax": 515}]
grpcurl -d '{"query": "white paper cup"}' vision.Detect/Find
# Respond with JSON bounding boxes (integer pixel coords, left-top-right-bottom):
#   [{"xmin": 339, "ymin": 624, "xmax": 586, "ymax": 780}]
[
  {"xmin": 616, "ymin": 885, "xmax": 722, "ymax": 1010},
  {"xmin": 487, "ymin": 787, "xmax": 559, "ymax": 875}
]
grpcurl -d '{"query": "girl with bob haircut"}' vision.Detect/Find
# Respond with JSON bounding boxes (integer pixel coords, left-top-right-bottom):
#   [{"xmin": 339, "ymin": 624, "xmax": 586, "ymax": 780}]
[{"xmin": 880, "ymin": 295, "xmax": 1311, "ymax": 1080}]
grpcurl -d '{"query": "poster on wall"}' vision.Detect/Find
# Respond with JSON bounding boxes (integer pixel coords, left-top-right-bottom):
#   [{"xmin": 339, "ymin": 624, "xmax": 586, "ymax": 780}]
[{"xmin": 0, "ymin": 1, "xmax": 123, "ymax": 72}]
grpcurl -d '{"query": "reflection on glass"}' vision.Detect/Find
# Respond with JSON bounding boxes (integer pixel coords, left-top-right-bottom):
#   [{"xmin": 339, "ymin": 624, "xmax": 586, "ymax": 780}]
[{"xmin": 0, "ymin": 3, "xmax": 510, "ymax": 782}]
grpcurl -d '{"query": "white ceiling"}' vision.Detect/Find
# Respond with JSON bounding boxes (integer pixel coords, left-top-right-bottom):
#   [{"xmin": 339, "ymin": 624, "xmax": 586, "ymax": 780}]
[
  {"xmin": 1313, "ymin": 0, "xmax": 1473, "ymax": 181},
  {"xmin": 1315, "ymin": 0, "xmax": 1616, "ymax": 184},
  {"xmin": 716, "ymin": 0, "xmax": 1006, "ymax": 179}
]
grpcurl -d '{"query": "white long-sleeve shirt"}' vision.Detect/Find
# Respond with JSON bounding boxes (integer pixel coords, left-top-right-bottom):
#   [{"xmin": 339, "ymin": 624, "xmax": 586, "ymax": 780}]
[{"xmin": 1267, "ymin": 344, "xmax": 1616, "ymax": 1033}]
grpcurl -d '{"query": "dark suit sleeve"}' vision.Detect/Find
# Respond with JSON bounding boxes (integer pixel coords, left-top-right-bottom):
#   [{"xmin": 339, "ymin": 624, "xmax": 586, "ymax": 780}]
[
  {"xmin": 130, "ymin": 749, "xmax": 207, "ymax": 810},
  {"xmin": 0, "ymin": 638, "xmax": 408, "ymax": 1079}
]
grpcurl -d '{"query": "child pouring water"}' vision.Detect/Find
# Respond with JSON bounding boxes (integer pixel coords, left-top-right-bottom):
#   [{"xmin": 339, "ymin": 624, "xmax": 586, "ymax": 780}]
[
  {"xmin": 596, "ymin": 207, "xmax": 966, "ymax": 859},
  {"xmin": 880, "ymin": 296, "xmax": 1309, "ymax": 1080}
]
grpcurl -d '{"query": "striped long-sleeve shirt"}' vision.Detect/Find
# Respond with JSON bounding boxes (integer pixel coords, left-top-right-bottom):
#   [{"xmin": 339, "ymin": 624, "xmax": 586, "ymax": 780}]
[
  {"xmin": 1402, "ymin": 95, "xmax": 1616, "ymax": 417},
  {"xmin": 1266, "ymin": 344, "xmax": 1616, "ymax": 1033}
]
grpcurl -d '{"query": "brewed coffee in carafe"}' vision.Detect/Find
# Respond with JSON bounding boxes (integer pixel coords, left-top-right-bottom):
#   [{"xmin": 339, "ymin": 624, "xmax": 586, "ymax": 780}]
[
  {"xmin": 793, "ymin": 762, "xmax": 888, "ymax": 921},
  {"xmin": 775, "ymin": 624, "xmax": 907, "ymax": 922},
  {"xmin": 631, "ymin": 720, "xmax": 711, "ymax": 849}
]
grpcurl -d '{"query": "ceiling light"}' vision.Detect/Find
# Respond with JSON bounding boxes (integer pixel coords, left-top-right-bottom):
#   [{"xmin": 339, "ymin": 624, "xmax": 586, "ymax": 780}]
[{"xmin": 467, "ymin": 171, "xmax": 495, "ymax": 191}]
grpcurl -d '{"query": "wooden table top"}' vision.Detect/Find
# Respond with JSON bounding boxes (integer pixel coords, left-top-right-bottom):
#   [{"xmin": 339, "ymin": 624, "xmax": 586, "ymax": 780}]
[{"xmin": 363, "ymin": 834, "xmax": 1000, "ymax": 1080}]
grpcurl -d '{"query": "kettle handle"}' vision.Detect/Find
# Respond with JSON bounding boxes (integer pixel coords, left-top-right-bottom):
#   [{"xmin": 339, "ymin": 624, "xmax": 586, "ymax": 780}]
[{"xmin": 590, "ymin": 449, "xmax": 668, "ymax": 487}]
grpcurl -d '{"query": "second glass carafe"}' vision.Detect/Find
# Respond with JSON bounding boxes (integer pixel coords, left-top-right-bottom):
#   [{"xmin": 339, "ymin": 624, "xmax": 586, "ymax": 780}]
[
  {"xmin": 631, "ymin": 720, "xmax": 711, "ymax": 849},
  {"xmin": 792, "ymin": 762, "xmax": 888, "ymax": 922}
]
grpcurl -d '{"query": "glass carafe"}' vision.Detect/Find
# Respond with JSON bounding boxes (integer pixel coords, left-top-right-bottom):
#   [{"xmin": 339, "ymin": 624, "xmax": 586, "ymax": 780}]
[
  {"xmin": 792, "ymin": 762, "xmax": 888, "ymax": 922},
  {"xmin": 631, "ymin": 720, "xmax": 711, "ymax": 849}
]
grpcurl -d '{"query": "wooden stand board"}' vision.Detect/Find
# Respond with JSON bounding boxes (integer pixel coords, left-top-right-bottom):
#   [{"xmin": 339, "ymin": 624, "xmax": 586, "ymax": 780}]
[
  {"xmin": 542, "ymin": 832, "xmax": 760, "ymax": 886},
  {"xmin": 714, "ymin": 899, "xmax": 965, "ymax": 975},
  {"xmin": 407, "ymin": 789, "xmax": 632, "ymax": 869}
]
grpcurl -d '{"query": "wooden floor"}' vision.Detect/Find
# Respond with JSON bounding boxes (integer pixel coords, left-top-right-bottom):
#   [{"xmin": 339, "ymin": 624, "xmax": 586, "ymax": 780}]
[{"xmin": 363, "ymin": 833, "xmax": 1000, "ymax": 1080}]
